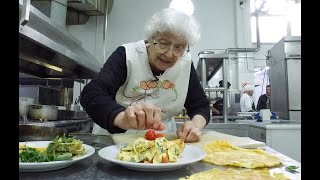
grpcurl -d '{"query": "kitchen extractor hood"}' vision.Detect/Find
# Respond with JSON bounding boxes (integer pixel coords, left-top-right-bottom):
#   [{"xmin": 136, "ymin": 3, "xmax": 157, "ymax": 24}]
[
  {"xmin": 19, "ymin": 0, "xmax": 103, "ymax": 79},
  {"xmin": 67, "ymin": 0, "xmax": 110, "ymax": 16},
  {"xmin": 196, "ymin": 50, "xmax": 228, "ymax": 83}
]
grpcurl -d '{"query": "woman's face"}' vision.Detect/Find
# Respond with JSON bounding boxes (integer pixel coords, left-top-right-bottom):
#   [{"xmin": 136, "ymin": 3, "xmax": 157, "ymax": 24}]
[{"xmin": 147, "ymin": 32, "xmax": 188, "ymax": 71}]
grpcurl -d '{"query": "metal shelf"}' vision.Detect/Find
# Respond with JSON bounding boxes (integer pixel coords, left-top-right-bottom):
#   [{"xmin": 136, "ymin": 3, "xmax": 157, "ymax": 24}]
[{"xmin": 196, "ymin": 50, "xmax": 230, "ymax": 123}]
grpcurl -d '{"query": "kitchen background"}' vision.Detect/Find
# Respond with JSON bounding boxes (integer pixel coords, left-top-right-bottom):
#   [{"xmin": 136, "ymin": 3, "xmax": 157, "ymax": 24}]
[
  {"xmin": 19, "ymin": 0, "xmax": 301, "ymax": 161},
  {"xmin": 19, "ymin": 0, "xmax": 301, "ymax": 118},
  {"xmin": 73, "ymin": 0, "xmax": 300, "ymax": 114}
]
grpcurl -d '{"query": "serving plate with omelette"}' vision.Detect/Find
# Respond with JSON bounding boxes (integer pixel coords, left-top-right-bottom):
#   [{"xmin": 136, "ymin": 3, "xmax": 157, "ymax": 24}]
[{"xmin": 98, "ymin": 131, "xmax": 206, "ymax": 171}]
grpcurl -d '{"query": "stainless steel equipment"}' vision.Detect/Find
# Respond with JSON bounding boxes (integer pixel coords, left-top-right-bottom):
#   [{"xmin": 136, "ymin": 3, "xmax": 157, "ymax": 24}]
[
  {"xmin": 57, "ymin": 110, "xmax": 88, "ymax": 119},
  {"xmin": 59, "ymin": 87, "xmax": 74, "ymax": 109},
  {"xmin": 229, "ymin": 89, "xmax": 241, "ymax": 115},
  {"xmin": 19, "ymin": 124, "xmax": 67, "ymax": 141},
  {"xmin": 196, "ymin": 50, "xmax": 230, "ymax": 123},
  {"xmin": 19, "ymin": 0, "xmax": 102, "ymax": 78},
  {"xmin": 19, "ymin": 77, "xmax": 89, "ymax": 121},
  {"xmin": 19, "ymin": 85, "xmax": 60, "ymax": 106},
  {"xmin": 29, "ymin": 104, "xmax": 59, "ymax": 121},
  {"xmin": 19, "ymin": 96, "xmax": 35, "ymax": 116},
  {"xmin": 268, "ymin": 36, "xmax": 301, "ymax": 121}
]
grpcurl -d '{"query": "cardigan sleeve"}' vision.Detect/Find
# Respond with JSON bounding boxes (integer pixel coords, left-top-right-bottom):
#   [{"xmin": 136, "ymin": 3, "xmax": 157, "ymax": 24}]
[{"xmin": 80, "ymin": 46, "xmax": 128, "ymax": 133}]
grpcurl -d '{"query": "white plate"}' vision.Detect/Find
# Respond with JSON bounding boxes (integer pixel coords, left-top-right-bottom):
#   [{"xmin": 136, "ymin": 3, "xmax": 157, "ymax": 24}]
[
  {"xmin": 98, "ymin": 144, "xmax": 206, "ymax": 172},
  {"xmin": 19, "ymin": 141, "xmax": 95, "ymax": 172}
]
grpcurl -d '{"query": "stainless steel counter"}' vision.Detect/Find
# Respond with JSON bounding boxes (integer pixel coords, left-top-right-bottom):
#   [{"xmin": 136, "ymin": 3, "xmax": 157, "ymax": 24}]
[
  {"xmin": 174, "ymin": 115, "xmax": 252, "ymax": 123},
  {"xmin": 235, "ymin": 119, "xmax": 301, "ymax": 130},
  {"xmin": 19, "ymin": 118, "xmax": 93, "ymax": 133},
  {"xmin": 19, "ymin": 133, "xmax": 301, "ymax": 180}
]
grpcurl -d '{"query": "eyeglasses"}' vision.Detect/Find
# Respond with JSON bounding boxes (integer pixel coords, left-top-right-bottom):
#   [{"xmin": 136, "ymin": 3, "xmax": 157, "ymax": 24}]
[{"xmin": 153, "ymin": 40, "xmax": 190, "ymax": 57}]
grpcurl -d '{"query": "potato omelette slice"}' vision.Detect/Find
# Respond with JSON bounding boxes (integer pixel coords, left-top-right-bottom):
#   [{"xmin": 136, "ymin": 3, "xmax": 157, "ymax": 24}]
[
  {"xmin": 179, "ymin": 168, "xmax": 290, "ymax": 180},
  {"xmin": 117, "ymin": 137, "xmax": 185, "ymax": 163},
  {"xmin": 202, "ymin": 141, "xmax": 281, "ymax": 168}
]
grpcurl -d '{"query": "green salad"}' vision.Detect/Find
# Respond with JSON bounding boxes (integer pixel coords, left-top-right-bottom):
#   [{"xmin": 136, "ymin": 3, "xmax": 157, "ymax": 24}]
[{"xmin": 19, "ymin": 134, "xmax": 86, "ymax": 163}]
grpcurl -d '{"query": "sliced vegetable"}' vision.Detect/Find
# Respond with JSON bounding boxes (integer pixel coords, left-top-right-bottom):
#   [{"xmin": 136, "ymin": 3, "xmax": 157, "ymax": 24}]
[
  {"xmin": 162, "ymin": 153, "xmax": 169, "ymax": 163},
  {"xmin": 145, "ymin": 130, "xmax": 164, "ymax": 140},
  {"xmin": 156, "ymin": 133, "xmax": 164, "ymax": 138},
  {"xmin": 285, "ymin": 165, "xmax": 299, "ymax": 173},
  {"xmin": 145, "ymin": 130, "xmax": 157, "ymax": 140}
]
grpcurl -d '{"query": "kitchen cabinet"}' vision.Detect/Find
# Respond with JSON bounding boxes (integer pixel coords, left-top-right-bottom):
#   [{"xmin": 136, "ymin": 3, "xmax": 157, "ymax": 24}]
[
  {"xmin": 248, "ymin": 126, "xmax": 266, "ymax": 143},
  {"xmin": 248, "ymin": 125, "xmax": 301, "ymax": 162}
]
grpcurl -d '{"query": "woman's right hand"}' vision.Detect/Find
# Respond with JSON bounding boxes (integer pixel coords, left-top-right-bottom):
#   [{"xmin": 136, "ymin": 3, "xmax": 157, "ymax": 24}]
[{"xmin": 114, "ymin": 103, "xmax": 165, "ymax": 131}]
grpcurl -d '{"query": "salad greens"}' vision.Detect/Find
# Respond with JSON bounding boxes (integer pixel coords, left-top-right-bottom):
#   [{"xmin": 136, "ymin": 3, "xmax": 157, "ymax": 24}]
[{"xmin": 19, "ymin": 134, "xmax": 86, "ymax": 163}]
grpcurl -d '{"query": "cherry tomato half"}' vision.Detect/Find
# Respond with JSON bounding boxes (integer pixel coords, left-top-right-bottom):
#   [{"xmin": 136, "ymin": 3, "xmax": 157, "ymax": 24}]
[
  {"xmin": 156, "ymin": 133, "xmax": 164, "ymax": 138},
  {"xmin": 145, "ymin": 130, "xmax": 164, "ymax": 140},
  {"xmin": 145, "ymin": 130, "xmax": 157, "ymax": 140}
]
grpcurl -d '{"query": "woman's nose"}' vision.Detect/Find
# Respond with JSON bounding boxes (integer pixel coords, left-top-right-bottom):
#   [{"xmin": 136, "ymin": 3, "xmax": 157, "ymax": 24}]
[{"xmin": 164, "ymin": 48, "xmax": 174, "ymax": 58}]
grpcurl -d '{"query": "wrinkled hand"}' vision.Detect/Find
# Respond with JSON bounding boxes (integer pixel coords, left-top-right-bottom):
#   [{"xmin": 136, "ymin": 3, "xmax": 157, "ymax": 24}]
[
  {"xmin": 114, "ymin": 103, "xmax": 165, "ymax": 131},
  {"xmin": 176, "ymin": 121, "xmax": 202, "ymax": 143}
]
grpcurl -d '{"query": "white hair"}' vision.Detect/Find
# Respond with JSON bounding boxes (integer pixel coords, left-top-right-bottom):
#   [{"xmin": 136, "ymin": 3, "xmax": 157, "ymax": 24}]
[
  {"xmin": 144, "ymin": 8, "xmax": 200, "ymax": 46},
  {"xmin": 243, "ymin": 84, "xmax": 254, "ymax": 91}
]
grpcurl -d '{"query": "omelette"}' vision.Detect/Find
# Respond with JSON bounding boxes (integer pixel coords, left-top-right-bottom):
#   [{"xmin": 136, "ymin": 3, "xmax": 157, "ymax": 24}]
[
  {"xmin": 179, "ymin": 168, "xmax": 290, "ymax": 180},
  {"xmin": 19, "ymin": 144, "xmax": 46, "ymax": 153},
  {"xmin": 202, "ymin": 141, "xmax": 281, "ymax": 168},
  {"xmin": 117, "ymin": 137, "xmax": 185, "ymax": 163}
]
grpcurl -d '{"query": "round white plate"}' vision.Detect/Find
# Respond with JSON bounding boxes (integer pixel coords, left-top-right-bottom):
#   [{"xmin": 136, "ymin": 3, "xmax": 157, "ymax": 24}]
[
  {"xmin": 98, "ymin": 144, "xmax": 206, "ymax": 172},
  {"xmin": 19, "ymin": 141, "xmax": 95, "ymax": 172}
]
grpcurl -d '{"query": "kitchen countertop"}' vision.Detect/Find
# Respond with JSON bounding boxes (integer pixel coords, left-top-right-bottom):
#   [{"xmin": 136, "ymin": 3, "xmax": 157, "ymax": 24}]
[
  {"xmin": 174, "ymin": 115, "xmax": 251, "ymax": 122},
  {"xmin": 19, "ymin": 133, "xmax": 301, "ymax": 180},
  {"xmin": 235, "ymin": 120, "xmax": 301, "ymax": 130}
]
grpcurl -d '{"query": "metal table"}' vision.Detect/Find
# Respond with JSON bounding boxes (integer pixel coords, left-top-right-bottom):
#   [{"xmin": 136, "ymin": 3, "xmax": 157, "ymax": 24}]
[{"xmin": 19, "ymin": 133, "xmax": 301, "ymax": 180}]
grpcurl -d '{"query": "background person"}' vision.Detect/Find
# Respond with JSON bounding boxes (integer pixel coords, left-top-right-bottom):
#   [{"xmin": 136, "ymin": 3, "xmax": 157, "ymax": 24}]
[
  {"xmin": 212, "ymin": 80, "xmax": 231, "ymax": 116},
  {"xmin": 257, "ymin": 85, "xmax": 271, "ymax": 111},
  {"xmin": 240, "ymin": 84, "xmax": 256, "ymax": 112}
]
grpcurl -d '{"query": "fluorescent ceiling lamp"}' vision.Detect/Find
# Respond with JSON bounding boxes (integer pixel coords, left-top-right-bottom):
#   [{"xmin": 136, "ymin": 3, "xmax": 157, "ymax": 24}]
[{"xmin": 170, "ymin": 0, "xmax": 194, "ymax": 15}]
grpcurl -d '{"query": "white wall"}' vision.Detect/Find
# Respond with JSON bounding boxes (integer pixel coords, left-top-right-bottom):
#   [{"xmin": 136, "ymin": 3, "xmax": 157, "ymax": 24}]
[
  {"xmin": 192, "ymin": 0, "xmax": 236, "ymax": 66},
  {"xmin": 105, "ymin": 0, "xmax": 171, "ymax": 60}
]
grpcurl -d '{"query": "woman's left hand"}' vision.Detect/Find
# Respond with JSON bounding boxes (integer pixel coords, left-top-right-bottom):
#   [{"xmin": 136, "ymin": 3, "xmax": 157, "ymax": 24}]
[
  {"xmin": 176, "ymin": 115, "xmax": 206, "ymax": 143},
  {"xmin": 177, "ymin": 121, "xmax": 201, "ymax": 143}
]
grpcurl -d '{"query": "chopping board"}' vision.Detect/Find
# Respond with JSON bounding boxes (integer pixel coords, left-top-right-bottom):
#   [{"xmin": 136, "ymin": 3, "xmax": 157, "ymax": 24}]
[{"xmin": 111, "ymin": 131, "xmax": 265, "ymax": 149}]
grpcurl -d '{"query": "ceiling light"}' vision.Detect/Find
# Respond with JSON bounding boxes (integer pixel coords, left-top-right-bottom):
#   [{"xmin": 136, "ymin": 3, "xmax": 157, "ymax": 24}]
[{"xmin": 170, "ymin": 0, "xmax": 194, "ymax": 15}]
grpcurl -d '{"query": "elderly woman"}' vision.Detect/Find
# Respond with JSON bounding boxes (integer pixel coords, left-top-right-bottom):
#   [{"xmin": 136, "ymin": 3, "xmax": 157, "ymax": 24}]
[{"xmin": 80, "ymin": 8, "xmax": 210, "ymax": 142}]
